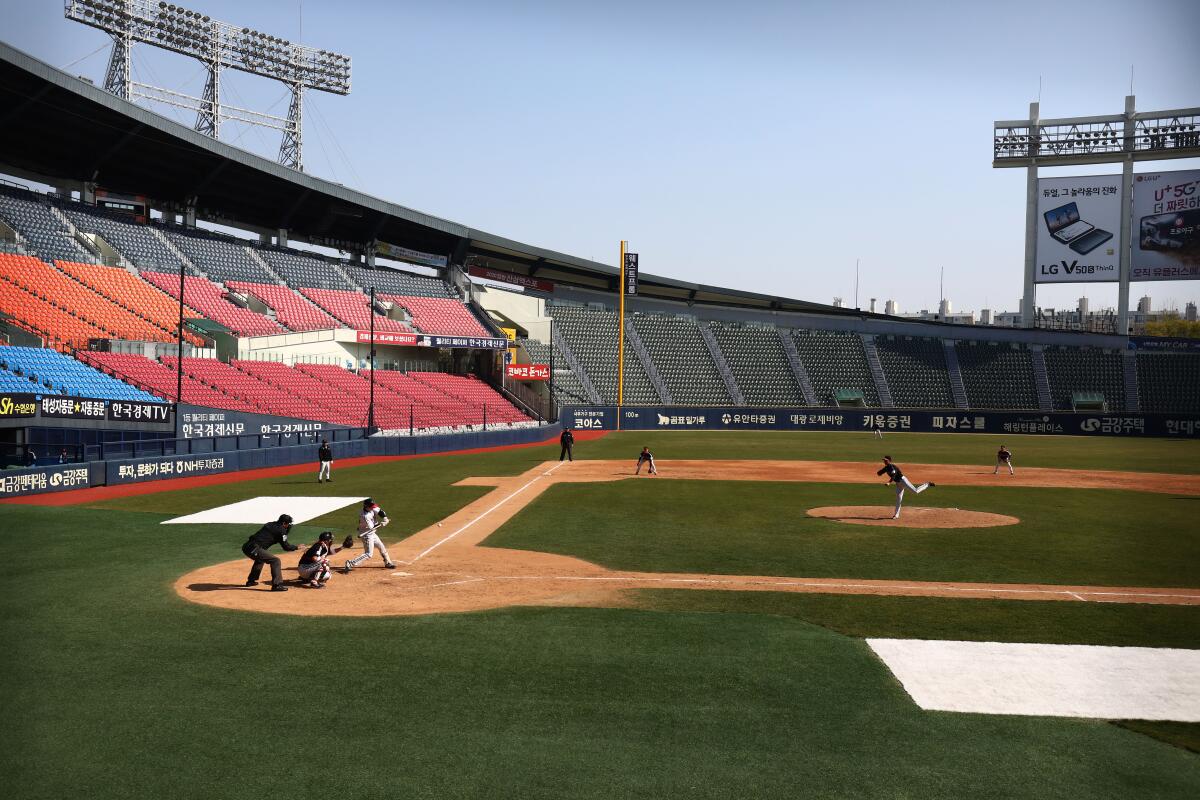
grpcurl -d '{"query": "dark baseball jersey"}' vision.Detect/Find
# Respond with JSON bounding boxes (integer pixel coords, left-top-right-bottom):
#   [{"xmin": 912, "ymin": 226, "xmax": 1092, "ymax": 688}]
[
  {"xmin": 247, "ymin": 521, "xmax": 298, "ymax": 552},
  {"xmin": 877, "ymin": 463, "xmax": 904, "ymax": 483}
]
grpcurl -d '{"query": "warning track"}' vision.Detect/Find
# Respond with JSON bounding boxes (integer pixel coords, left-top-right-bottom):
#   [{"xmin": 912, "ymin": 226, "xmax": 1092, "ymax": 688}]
[{"xmin": 175, "ymin": 459, "xmax": 1200, "ymax": 616}]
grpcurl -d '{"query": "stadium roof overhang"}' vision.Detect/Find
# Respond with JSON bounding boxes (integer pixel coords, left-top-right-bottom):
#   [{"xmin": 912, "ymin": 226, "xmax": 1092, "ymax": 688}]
[{"xmin": 0, "ymin": 41, "xmax": 859, "ymax": 318}]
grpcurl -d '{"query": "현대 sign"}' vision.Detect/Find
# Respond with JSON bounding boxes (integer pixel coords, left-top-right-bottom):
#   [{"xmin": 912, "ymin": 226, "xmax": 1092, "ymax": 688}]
[{"xmin": 1035, "ymin": 175, "xmax": 1122, "ymax": 283}]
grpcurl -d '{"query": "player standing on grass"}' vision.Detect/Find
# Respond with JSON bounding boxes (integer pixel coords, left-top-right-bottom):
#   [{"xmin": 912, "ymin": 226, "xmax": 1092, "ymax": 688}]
[
  {"xmin": 876, "ymin": 456, "xmax": 935, "ymax": 520},
  {"xmin": 994, "ymin": 444, "xmax": 1014, "ymax": 475},
  {"xmin": 317, "ymin": 438, "xmax": 333, "ymax": 483},
  {"xmin": 342, "ymin": 498, "xmax": 396, "ymax": 572},
  {"xmin": 559, "ymin": 427, "xmax": 575, "ymax": 462}
]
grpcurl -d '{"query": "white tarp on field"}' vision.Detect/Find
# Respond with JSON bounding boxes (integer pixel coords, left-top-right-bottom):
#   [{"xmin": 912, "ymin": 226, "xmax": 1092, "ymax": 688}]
[
  {"xmin": 162, "ymin": 496, "xmax": 363, "ymax": 525},
  {"xmin": 868, "ymin": 639, "xmax": 1200, "ymax": 721}
]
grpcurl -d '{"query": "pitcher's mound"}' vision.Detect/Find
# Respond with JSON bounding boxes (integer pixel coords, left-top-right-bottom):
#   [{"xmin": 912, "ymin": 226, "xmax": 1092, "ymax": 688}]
[{"xmin": 807, "ymin": 506, "xmax": 1019, "ymax": 528}]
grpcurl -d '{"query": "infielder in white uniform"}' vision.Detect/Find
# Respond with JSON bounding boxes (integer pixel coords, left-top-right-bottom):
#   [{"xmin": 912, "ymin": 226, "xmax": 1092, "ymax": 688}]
[
  {"xmin": 876, "ymin": 456, "xmax": 935, "ymax": 520},
  {"xmin": 342, "ymin": 498, "xmax": 396, "ymax": 571}
]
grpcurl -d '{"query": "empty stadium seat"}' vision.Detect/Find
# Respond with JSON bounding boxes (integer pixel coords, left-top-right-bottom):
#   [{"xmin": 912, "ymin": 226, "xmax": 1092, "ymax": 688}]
[
  {"xmin": 1043, "ymin": 347, "xmax": 1126, "ymax": 411},
  {"xmin": 381, "ymin": 294, "xmax": 490, "ymax": 337},
  {"xmin": 1137, "ymin": 352, "xmax": 1200, "ymax": 413},
  {"xmin": 629, "ymin": 313, "xmax": 731, "ymax": 404},
  {"xmin": 790, "ymin": 329, "xmax": 879, "ymax": 406},
  {"xmin": 548, "ymin": 304, "xmax": 658, "ymax": 404},
  {"xmin": 708, "ymin": 321, "xmax": 805, "ymax": 406},
  {"xmin": 299, "ymin": 287, "xmax": 411, "ymax": 332},
  {"xmin": 0, "ymin": 346, "xmax": 161, "ymax": 401},
  {"xmin": 0, "ymin": 186, "xmax": 95, "ymax": 263},
  {"xmin": 141, "ymin": 272, "xmax": 286, "ymax": 337},
  {"xmin": 874, "ymin": 335, "xmax": 954, "ymax": 408},
  {"xmin": 259, "ymin": 248, "xmax": 356, "ymax": 290},
  {"xmin": 955, "ymin": 341, "xmax": 1038, "ymax": 410},
  {"xmin": 225, "ymin": 281, "xmax": 341, "ymax": 331}
]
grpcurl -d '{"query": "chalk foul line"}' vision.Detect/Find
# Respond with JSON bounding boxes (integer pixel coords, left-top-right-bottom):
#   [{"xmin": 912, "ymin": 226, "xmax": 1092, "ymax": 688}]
[{"xmin": 409, "ymin": 460, "xmax": 569, "ymax": 563}]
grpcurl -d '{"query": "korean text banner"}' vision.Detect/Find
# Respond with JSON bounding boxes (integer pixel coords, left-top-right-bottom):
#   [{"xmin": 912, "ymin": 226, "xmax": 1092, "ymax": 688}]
[
  {"xmin": 1132, "ymin": 169, "xmax": 1200, "ymax": 282},
  {"xmin": 1035, "ymin": 175, "xmax": 1122, "ymax": 283}
]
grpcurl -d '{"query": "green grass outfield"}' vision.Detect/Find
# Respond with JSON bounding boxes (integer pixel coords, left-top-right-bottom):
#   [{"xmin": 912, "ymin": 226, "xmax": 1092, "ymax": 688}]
[{"xmin": 2, "ymin": 431, "xmax": 1198, "ymax": 798}]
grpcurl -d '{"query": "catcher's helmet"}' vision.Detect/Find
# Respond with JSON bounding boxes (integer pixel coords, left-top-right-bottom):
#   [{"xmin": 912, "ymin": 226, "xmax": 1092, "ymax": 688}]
[
  {"xmin": 319, "ymin": 531, "xmax": 334, "ymax": 543},
  {"xmin": 278, "ymin": 513, "xmax": 294, "ymax": 525},
  {"xmin": 363, "ymin": 498, "xmax": 374, "ymax": 508}
]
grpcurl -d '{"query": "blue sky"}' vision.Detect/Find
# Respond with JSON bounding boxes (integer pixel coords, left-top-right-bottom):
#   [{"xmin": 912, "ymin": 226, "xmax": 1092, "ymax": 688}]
[{"xmin": 3, "ymin": 0, "xmax": 1199, "ymax": 315}]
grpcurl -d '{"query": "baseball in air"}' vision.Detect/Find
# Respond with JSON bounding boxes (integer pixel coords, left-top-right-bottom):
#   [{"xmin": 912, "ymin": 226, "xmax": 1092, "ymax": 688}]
[{"xmin": 438, "ymin": 522, "xmax": 444, "ymax": 527}]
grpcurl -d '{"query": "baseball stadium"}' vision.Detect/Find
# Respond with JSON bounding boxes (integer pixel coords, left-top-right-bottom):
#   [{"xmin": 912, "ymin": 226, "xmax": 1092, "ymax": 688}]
[{"xmin": 2, "ymin": 3, "xmax": 1200, "ymax": 798}]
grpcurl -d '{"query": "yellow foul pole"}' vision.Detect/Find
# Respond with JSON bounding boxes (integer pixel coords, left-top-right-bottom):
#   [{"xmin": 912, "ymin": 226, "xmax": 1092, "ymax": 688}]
[{"xmin": 618, "ymin": 240, "xmax": 626, "ymax": 428}]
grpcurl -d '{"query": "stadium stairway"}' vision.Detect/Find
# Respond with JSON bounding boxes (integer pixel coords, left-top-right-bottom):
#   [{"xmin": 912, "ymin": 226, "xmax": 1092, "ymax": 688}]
[
  {"xmin": 698, "ymin": 322, "xmax": 745, "ymax": 404},
  {"xmin": 942, "ymin": 340, "xmax": 970, "ymax": 409},
  {"xmin": 1122, "ymin": 350, "xmax": 1141, "ymax": 412},
  {"xmin": 623, "ymin": 318, "xmax": 671, "ymax": 403},
  {"xmin": 551, "ymin": 325, "xmax": 602, "ymax": 404},
  {"xmin": 859, "ymin": 334, "xmax": 894, "ymax": 407},
  {"xmin": 778, "ymin": 329, "xmax": 818, "ymax": 406},
  {"xmin": 1030, "ymin": 346, "xmax": 1055, "ymax": 411}
]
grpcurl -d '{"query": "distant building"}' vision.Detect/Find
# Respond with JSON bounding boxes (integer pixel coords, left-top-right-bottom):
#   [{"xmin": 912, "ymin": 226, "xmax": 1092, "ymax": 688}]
[{"xmin": 885, "ymin": 299, "xmax": 898, "ymax": 316}]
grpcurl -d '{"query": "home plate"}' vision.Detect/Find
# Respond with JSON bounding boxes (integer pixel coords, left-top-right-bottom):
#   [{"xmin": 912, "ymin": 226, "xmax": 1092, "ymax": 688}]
[
  {"xmin": 162, "ymin": 496, "xmax": 364, "ymax": 525},
  {"xmin": 868, "ymin": 639, "xmax": 1200, "ymax": 721}
]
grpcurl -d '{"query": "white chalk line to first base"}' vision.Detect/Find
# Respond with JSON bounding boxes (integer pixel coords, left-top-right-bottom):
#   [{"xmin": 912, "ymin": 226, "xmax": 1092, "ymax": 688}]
[
  {"xmin": 868, "ymin": 639, "xmax": 1200, "ymax": 721},
  {"xmin": 409, "ymin": 461, "xmax": 569, "ymax": 563}
]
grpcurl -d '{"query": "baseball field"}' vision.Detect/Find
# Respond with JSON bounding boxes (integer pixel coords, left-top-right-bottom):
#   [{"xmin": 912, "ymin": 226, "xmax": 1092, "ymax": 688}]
[{"xmin": 3, "ymin": 430, "xmax": 1199, "ymax": 799}]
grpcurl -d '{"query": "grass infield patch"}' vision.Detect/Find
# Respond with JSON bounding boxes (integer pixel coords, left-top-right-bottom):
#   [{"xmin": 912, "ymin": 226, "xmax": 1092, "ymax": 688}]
[{"xmin": 485, "ymin": 480, "xmax": 1200, "ymax": 587}]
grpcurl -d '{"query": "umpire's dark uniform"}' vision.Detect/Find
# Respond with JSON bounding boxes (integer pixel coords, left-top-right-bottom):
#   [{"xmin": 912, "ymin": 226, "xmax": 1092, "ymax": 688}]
[
  {"xmin": 242, "ymin": 514, "xmax": 298, "ymax": 590},
  {"xmin": 559, "ymin": 428, "xmax": 575, "ymax": 462}
]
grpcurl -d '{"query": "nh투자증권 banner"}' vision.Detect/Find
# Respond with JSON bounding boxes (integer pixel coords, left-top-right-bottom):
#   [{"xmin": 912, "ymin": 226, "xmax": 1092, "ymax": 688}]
[
  {"xmin": 1132, "ymin": 169, "xmax": 1200, "ymax": 281},
  {"xmin": 1035, "ymin": 175, "xmax": 1122, "ymax": 283}
]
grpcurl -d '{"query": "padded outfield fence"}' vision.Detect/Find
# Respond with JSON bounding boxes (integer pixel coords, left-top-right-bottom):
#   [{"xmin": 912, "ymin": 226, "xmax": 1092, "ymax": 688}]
[{"xmin": 0, "ymin": 422, "xmax": 561, "ymax": 498}]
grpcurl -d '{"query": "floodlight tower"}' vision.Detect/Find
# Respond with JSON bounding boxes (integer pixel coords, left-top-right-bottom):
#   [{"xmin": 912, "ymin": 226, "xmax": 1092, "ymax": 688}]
[{"xmin": 64, "ymin": 0, "xmax": 351, "ymax": 172}]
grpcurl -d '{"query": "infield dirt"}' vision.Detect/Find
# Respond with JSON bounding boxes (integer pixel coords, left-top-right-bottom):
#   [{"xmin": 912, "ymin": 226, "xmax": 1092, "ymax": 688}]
[{"xmin": 176, "ymin": 459, "xmax": 1200, "ymax": 616}]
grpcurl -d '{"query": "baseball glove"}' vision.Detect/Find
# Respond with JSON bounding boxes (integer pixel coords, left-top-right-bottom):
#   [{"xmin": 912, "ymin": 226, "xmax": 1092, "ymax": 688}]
[{"xmin": 341, "ymin": 535, "xmax": 355, "ymax": 550}]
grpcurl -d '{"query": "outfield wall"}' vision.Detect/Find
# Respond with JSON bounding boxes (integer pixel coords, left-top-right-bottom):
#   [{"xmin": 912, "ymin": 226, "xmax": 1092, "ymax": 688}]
[
  {"xmin": 562, "ymin": 406, "xmax": 1200, "ymax": 438},
  {"xmin": 0, "ymin": 424, "xmax": 560, "ymax": 498}
]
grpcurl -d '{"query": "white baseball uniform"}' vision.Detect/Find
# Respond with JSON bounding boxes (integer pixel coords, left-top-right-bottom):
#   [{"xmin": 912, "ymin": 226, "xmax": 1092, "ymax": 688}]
[{"xmin": 346, "ymin": 505, "xmax": 393, "ymax": 568}]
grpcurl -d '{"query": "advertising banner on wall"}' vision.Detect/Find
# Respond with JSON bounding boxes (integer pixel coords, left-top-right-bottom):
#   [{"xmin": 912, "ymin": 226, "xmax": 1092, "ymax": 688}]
[
  {"xmin": 356, "ymin": 331, "xmax": 419, "ymax": 346},
  {"xmin": 562, "ymin": 406, "xmax": 1200, "ymax": 438},
  {"xmin": 467, "ymin": 265, "xmax": 555, "ymax": 293},
  {"xmin": 1132, "ymin": 169, "xmax": 1200, "ymax": 281},
  {"xmin": 0, "ymin": 463, "xmax": 92, "ymax": 496},
  {"xmin": 506, "ymin": 364, "xmax": 549, "ymax": 381},
  {"xmin": 1035, "ymin": 175, "xmax": 1122, "ymax": 283}
]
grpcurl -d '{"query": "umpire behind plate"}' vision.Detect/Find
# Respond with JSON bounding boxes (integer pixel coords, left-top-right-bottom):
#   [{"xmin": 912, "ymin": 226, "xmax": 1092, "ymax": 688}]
[{"xmin": 242, "ymin": 514, "xmax": 304, "ymax": 592}]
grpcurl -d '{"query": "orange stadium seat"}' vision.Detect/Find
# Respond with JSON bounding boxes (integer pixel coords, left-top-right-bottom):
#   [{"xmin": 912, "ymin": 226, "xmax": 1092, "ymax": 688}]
[
  {"xmin": 0, "ymin": 253, "xmax": 187, "ymax": 347},
  {"xmin": 55, "ymin": 261, "xmax": 206, "ymax": 347}
]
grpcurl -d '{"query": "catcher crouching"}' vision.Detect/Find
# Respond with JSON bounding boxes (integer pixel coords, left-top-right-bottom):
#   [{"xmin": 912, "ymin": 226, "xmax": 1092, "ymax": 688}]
[{"xmin": 297, "ymin": 531, "xmax": 356, "ymax": 588}]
